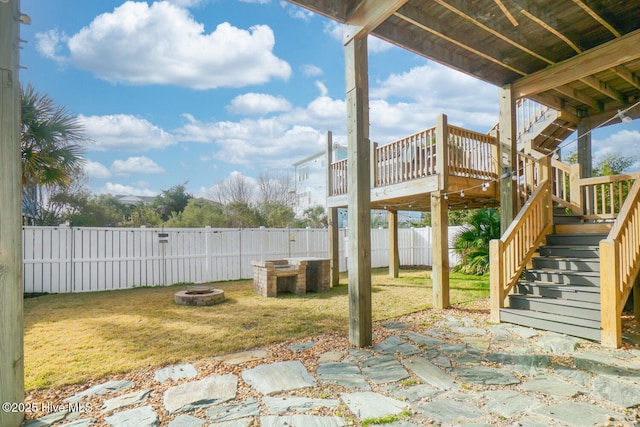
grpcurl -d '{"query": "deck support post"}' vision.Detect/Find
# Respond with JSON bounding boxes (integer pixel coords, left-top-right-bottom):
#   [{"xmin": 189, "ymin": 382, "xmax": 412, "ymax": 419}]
[
  {"xmin": 0, "ymin": 1, "xmax": 25, "ymax": 426},
  {"xmin": 431, "ymin": 191, "xmax": 449, "ymax": 309},
  {"xmin": 600, "ymin": 240, "xmax": 622, "ymax": 348},
  {"xmin": 388, "ymin": 210, "xmax": 399, "ymax": 278},
  {"xmin": 328, "ymin": 207, "xmax": 340, "ymax": 288},
  {"xmin": 326, "ymin": 131, "xmax": 340, "ymax": 288},
  {"xmin": 633, "ymin": 274, "xmax": 640, "ymax": 321},
  {"xmin": 498, "ymin": 85, "xmax": 517, "ymax": 234},
  {"xmin": 345, "ymin": 34, "xmax": 372, "ymax": 347},
  {"xmin": 577, "ymin": 118, "xmax": 592, "ymax": 179}
]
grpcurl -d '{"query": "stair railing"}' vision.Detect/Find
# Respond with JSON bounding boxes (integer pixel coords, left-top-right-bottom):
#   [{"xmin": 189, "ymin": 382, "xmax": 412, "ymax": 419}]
[
  {"xmin": 490, "ymin": 156, "xmax": 554, "ymax": 322},
  {"xmin": 600, "ymin": 178, "xmax": 640, "ymax": 348}
]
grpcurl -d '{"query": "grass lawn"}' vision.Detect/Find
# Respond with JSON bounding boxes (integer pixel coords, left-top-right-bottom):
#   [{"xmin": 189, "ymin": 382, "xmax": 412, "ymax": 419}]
[{"xmin": 23, "ymin": 268, "xmax": 488, "ymax": 390}]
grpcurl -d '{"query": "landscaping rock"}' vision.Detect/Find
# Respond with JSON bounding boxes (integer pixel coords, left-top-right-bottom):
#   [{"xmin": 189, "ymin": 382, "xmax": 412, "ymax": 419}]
[
  {"xmin": 163, "ymin": 374, "xmax": 237, "ymax": 413},
  {"xmin": 532, "ymin": 402, "xmax": 622, "ymax": 426},
  {"xmin": 24, "ymin": 411, "xmax": 68, "ymax": 427},
  {"xmin": 414, "ymin": 398, "xmax": 484, "ymax": 424},
  {"xmin": 260, "ymin": 415, "xmax": 346, "ymax": 427},
  {"xmin": 453, "ymin": 366, "xmax": 520, "ymax": 386},
  {"xmin": 591, "ymin": 375, "xmax": 640, "ymax": 408},
  {"xmin": 520, "ymin": 376, "xmax": 583, "ymax": 397},
  {"xmin": 206, "ymin": 398, "xmax": 260, "ymax": 422},
  {"xmin": 60, "ymin": 420, "xmax": 95, "ymax": 427},
  {"xmin": 317, "ymin": 351, "xmax": 343, "ymax": 363},
  {"xmin": 402, "ymin": 356, "xmax": 456, "ymax": 390},
  {"xmin": 287, "ymin": 341, "xmax": 315, "ymax": 351},
  {"xmin": 212, "ymin": 350, "xmax": 268, "ymax": 365},
  {"xmin": 361, "ymin": 355, "xmax": 409, "ymax": 384},
  {"xmin": 373, "ymin": 336, "xmax": 419, "ymax": 356},
  {"xmin": 483, "ymin": 390, "xmax": 538, "ymax": 417}
]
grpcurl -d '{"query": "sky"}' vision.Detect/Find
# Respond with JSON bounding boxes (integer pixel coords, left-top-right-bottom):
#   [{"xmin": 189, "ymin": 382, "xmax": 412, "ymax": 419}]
[{"xmin": 19, "ymin": 0, "xmax": 640, "ymax": 200}]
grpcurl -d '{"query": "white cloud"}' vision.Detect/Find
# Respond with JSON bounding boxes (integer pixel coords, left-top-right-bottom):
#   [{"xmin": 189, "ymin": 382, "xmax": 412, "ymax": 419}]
[
  {"xmin": 37, "ymin": 1, "xmax": 291, "ymax": 89},
  {"xmin": 35, "ymin": 29, "xmax": 66, "ymax": 63},
  {"xmin": 83, "ymin": 160, "xmax": 111, "ymax": 179},
  {"xmin": 227, "ymin": 93, "xmax": 292, "ymax": 115},
  {"xmin": 78, "ymin": 114, "xmax": 176, "ymax": 152},
  {"xmin": 282, "ymin": 2, "xmax": 314, "ymax": 20},
  {"xmin": 368, "ymin": 34, "xmax": 394, "ymax": 53},
  {"xmin": 111, "ymin": 156, "xmax": 166, "ymax": 176},
  {"xmin": 315, "ymin": 81, "xmax": 328, "ymax": 97},
  {"xmin": 303, "ymin": 64, "xmax": 323, "ymax": 77},
  {"xmin": 592, "ymin": 129, "xmax": 640, "ymax": 171},
  {"xmin": 240, "ymin": 0, "xmax": 271, "ymax": 3},
  {"xmin": 100, "ymin": 182, "xmax": 157, "ymax": 196}
]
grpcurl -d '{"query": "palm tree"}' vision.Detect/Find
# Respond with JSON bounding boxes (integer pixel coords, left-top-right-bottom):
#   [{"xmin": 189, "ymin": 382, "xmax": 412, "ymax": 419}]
[
  {"xmin": 20, "ymin": 84, "xmax": 86, "ymax": 224},
  {"xmin": 453, "ymin": 208, "xmax": 501, "ymax": 275}
]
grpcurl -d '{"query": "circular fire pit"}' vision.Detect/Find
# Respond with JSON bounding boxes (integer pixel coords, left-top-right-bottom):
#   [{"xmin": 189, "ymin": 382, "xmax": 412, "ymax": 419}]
[{"xmin": 174, "ymin": 286, "xmax": 225, "ymax": 306}]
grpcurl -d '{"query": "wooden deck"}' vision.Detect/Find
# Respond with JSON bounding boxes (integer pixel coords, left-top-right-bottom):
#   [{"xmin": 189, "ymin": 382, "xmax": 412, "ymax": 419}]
[{"xmin": 327, "ymin": 116, "xmax": 500, "ymax": 211}]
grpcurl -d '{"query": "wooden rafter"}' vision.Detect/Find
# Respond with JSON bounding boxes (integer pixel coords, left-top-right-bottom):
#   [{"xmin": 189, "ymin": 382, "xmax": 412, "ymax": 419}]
[
  {"xmin": 613, "ymin": 65, "xmax": 640, "ymax": 90},
  {"xmin": 513, "ymin": 29, "xmax": 640, "ymax": 98},
  {"xmin": 554, "ymin": 85, "xmax": 601, "ymax": 111},
  {"xmin": 579, "ymin": 75, "xmax": 626, "ymax": 104},
  {"xmin": 343, "ymin": 0, "xmax": 407, "ymax": 44},
  {"xmin": 432, "ymin": 0, "xmax": 553, "ymax": 65},
  {"xmin": 493, "ymin": 0, "xmax": 518, "ymax": 27},
  {"xmin": 393, "ymin": 10, "xmax": 527, "ymax": 76},
  {"xmin": 518, "ymin": 8, "xmax": 582, "ymax": 53},
  {"xmin": 571, "ymin": 0, "xmax": 621, "ymax": 37}
]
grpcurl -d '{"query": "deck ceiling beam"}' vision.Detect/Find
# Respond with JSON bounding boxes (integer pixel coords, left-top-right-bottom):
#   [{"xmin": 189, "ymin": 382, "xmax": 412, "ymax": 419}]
[
  {"xmin": 343, "ymin": 0, "xmax": 407, "ymax": 45},
  {"xmin": 579, "ymin": 75, "xmax": 626, "ymax": 105},
  {"xmin": 554, "ymin": 85, "xmax": 601, "ymax": 111},
  {"xmin": 512, "ymin": 29, "xmax": 640, "ymax": 98},
  {"xmin": 613, "ymin": 65, "xmax": 640, "ymax": 90}
]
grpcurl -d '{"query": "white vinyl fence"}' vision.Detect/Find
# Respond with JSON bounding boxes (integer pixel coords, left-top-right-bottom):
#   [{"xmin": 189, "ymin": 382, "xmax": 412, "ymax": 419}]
[{"xmin": 22, "ymin": 226, "xmax": 463, "ymax": 294}]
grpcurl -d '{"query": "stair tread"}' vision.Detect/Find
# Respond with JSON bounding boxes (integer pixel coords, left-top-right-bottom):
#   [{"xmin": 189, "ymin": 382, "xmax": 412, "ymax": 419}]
[
  {"xmin": 534, "ymin": 256, "xmax": 599, "ymax": 262},
  {"xmin": 517, "ymin": 280, "xmax": 600, "ymax": 292},
  {"xmin": 528, "ymin": 269, "xmax": 599, "ymax": 276},
  {"xmin": 500, "ymin": 308, "xmax": 601, "ymax": 328},
  {"xmin": 510, "ymin": 294, "xmax": 600, "ymax": 310}
]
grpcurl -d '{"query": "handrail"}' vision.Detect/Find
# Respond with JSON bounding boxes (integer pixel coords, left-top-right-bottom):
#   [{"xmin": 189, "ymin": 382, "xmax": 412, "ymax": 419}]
[
  {"xmin": 600, "ymin": 178, "xmax": 640, "ymax": 348},
  {"xmin": 490, "ymin": 178, "xmax": 553, "ymax": 322}
]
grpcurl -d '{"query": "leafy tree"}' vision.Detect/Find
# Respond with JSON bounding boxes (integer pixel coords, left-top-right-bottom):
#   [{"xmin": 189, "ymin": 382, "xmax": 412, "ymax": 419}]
[
  {"xmin": 123, "ymin": 203, "xmax": 162, "ymax": 228},
  {"xmin": 452, "ymin": 208, "xmax": 500, "ymax": 275},
  {"xmin": 293, "ymin": 205, "xmax": 327, "ymax": 228},
  {"xmin": 165, "ymin": 198, "xmax": 226, "ymax": 228},
  {"xmin": 210, "ymin": 172, "xmax": 254, "ymax": 205},
  {"xmin": 67, "ymin": 194, "xmax": 130, "ymax": 227},
  {"xmin": 153, "ymin": 183, "xmax": 192, "ymax": 221},
  {"xmin": 21, "ymin": 84, "xmax": 85, "ymax": 188},
  {"xmin": 261, "ymin": 202, "xmax": 296, "ymax": 228},
  {"xmin": 224, "ymin": 201, "xmax": 263, "ymax": 228}
]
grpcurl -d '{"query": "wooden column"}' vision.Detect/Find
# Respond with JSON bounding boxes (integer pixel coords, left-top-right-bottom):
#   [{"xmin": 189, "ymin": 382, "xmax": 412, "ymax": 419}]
[
  {"xmin": 577, "ymin": 118, "xmax": 592, "ymax": 178},
  {"xmin": 328, "ymin": 207, "xmax": 340, "ymax": 288},
  {"xmin": 326, "ymin": 131, "xmax": 340, "ymax": 288},
  {"xmin": 600, "ymin": 240, "xmax": 621, "ymax": 348},
  {"xmin": 345, "ymin": 34, "xmax": 372, "ymax": 347},
  {"xmin": 0, "ymin": 1, "xmax": 25, "ymax": 426},
  {"xmin": 388, "ymin": 210, "xmax": 399, "ymax": 278},
  {"xmin": 431, "ymin": 192, "xmax": 449, "ymax": 309},
  {"xmin": 498, "ymin": 85, "xmax": 517, "ymax": 234}
]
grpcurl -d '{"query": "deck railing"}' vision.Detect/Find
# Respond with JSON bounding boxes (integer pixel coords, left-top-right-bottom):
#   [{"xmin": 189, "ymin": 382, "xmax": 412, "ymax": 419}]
[
  {"xmin": 600, "ymin": 179, "xmax": 640, "ymax": 347},
  {"xmin": 447, "ymin": 126, "xmax": 498, "ymax": 181},
  {"xmin": 375, "ymin": 126, "xmax": 437, "ymax": 187},
  {"xmin": 328, "ymin": 118, "xmax": 498, "ymax": 197},
  {"xmin": 547, "ymin": 158, "xmax": 639, "ymax": 218}
]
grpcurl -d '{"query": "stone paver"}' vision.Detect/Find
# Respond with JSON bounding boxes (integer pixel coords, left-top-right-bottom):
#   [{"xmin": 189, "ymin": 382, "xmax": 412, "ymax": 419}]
[
  {"xmin": 212, "ymin": 350, "xmax": 268, "ymax": 365},
  {"xmin": 167, "ymin": 414, "xmax": 206, "ymax": 427},
  {"xmin": 317, "ymin": 362, "xmax": 370, "ymax": 389},
  {"xmin": 206, "ymin": 398, "xmax": 260, "ymax": 422},
  {"xmin": 401, "ymin": 356, "xmax": 456, "ymax": 390},
  {"xmin": 101, "ymin": 389, "xmax": 151, "ymax": 413},
  {"xmin": 65, "ymin": 380, "xmax": 134, "ymax": 403},
  {"xmin": 163, "ymin": 374, "xmax": 237, "ymax": 413},
  {"xmin": 260, "ymin": 415, "xmax": 346, "ymax": 427},
  {"xmin": 591, "ymin": 375, "xmax": 640, "ymax": 408},
  {"xmin": 154, "ymin": 364, "xmax": 198, "ymax": 383},
  {"xmin": 361, "ymin": 355, "xmax": 409, "ymax": 384},
  {"xmin": 340, "ymin": 392, "xmax": 408, "ymax": 420},
  {"xmin": 241, "ymin": 361, "xmax": 316, "ymax": 395},
  {"xmin": 414, "ymin": 398, "xmax": 484, "ymax": 424},
  {"xmin": 483, "ymin": 390, "xmax": 539, "ymax": 417},
  {"xmin": 104, "ymin": 405, "xmax": 159, "ymax": 427},
  {"xmin": 373, "ymin": 336, "xmax": 419, "ymax": 355},
  {"xmin": 262, "ymin": 396, "xmax": 340, "ymax": 414},
  {"xmin": 532, "ymin": 402, "xmax": 624, "ymax": 426},
  {"xmin": 520, "ymin": 376, "xmax": 583, "ymax": 397}
]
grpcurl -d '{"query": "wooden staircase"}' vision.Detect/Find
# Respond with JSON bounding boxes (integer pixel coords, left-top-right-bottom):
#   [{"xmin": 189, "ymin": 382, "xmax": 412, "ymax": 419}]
[{"xmin": 499, "ymin": 210, "xmax": 612, "ymax": 341}]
